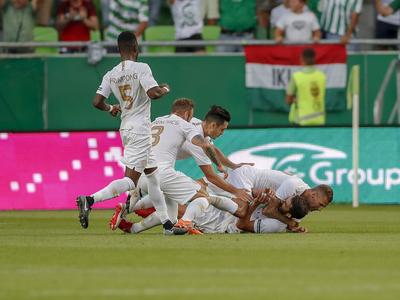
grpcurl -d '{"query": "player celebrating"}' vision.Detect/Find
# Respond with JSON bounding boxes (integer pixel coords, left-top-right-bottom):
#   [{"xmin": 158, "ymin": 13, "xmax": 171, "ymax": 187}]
[
  {"xmin": 110, "ymin": 101, "xmax": 252, "ymax": 234},
  {"xmin": 177, "ymin": 166, "xmax": 333, "ymax": 232},
  {"xmin": 76, "ymin": 31, "xmax": 175, "ymax": 234}
]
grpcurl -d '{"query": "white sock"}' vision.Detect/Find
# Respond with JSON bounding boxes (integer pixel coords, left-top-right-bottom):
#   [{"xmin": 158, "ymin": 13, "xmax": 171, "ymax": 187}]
[
  {"xmin": 133, "ymin": 195, "xmax": 153, "ymax": 210},
  {"xmin": 92, "ymin": 177, "xmax": 134, "ymax": 203},
  {"xmin": 182, "ymin": 197, "xmax": 209, "ymax": 222},
  {"xmin": 132, "ymin": 212, "xmax": 161, "ymax": 233},
  {"xmin": 146, "ymin": 170, "xmax": 170, "ymax": 224},
  {"xmin": 209, "ymin": 195, "xmax": 238, "ymax": 215}
]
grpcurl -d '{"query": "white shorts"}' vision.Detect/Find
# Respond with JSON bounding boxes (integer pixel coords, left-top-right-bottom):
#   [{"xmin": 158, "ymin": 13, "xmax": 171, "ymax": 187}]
[
  {"xmin": 120, "ymin": 130, "xmax": 157, "ymax": 173},
  {"xmin": 253, "ymin": 218, "xmax": 287, "ymax": 233},
  {"xmin": 139, "ymin": 166, "xmax": 201, "ymax": 205},
  {"xmin": 194, "ymin": 205, "xmax": 239, "ymax": 234}
]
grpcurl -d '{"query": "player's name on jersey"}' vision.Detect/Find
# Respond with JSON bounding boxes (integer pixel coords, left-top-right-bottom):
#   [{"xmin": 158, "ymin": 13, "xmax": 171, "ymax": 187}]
[
  {"xmin": 110, "ymin": 73, "xmax": 138, "ymax": 84},
  {"xmin": 153, "ymin": 119, "xmax": 179, "ymax": 126}
]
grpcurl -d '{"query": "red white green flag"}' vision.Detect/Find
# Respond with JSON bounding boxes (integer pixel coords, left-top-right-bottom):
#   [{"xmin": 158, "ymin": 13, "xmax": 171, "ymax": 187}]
[{"xmin": 245, "ymin": 44, "xmax": 347, "ymax": 112}]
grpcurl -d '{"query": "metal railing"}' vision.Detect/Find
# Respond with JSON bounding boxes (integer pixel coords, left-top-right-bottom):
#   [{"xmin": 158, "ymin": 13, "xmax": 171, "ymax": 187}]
[{"xmin": 1, "ymin": 38, "xmax": 400, "ymax": 50}]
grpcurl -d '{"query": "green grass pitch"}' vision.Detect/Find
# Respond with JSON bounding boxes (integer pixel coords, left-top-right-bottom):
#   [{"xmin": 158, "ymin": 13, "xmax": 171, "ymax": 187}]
[{"xmin": 1, "ymin": 205, "xmax": 399, "ymax": 300}]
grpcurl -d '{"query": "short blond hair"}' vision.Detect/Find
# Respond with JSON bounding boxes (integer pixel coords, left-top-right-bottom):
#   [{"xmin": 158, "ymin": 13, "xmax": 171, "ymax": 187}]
[{"xmin": 171, "ymin": 98, "xmax": 195, "ymax": 113}]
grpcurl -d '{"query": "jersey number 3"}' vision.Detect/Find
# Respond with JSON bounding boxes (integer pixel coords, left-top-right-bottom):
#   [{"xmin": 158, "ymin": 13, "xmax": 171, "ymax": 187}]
[
  {"xmin": 151, "ymin": 126, "xmax": 164, "ymax": 147},
  {"xmin": 118, "ymin": 85, "xmax": 134, "ymax": 109}
]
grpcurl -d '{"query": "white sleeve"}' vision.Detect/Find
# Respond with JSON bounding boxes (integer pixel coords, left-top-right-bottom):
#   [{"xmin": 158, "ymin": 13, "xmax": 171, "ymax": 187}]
[
  {"xmin": 182, "ymin": 142, "xmax": 212, "ymax": 166},
  {"xmin": 311, "ymin": 13, "xmax": 320, "ymax": 30},
  {"xmin": 139, "ymin": 63, "xmax": 159, "ymax": 92},
  {"xmin": 182, "ymin": 121, "xmax": 202, "ymax": 144},
  {"xmin": 353, "ymin": 0, "xmax": 363, "ymax": 14},
  {"xmin": 275, "ymin": 14, "xmax": 286, "ymax": 30},
  {"xmin": 96, "ymin": 72, "xmax": 111, "ymax": 98},
  {"xmin": 254, "ymin": 218, "xmax": 287, "ymax": 233}
]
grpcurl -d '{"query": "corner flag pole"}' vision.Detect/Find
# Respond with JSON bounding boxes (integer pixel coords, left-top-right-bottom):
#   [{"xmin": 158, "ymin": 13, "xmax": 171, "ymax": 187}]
[{"xmin": 350, "ymin": 65, "xmax": 360, "ymax": 208}]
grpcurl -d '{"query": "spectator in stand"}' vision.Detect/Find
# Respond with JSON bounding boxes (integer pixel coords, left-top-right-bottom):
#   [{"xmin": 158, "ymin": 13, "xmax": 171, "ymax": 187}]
[
  {"xmin": 169, "ymin": 0, "xmax": 204, "ymax": 53},
  {"xmin": 56, "ymin": 0, "xmax": 99, "ymax": 52},
  {"xmin": 0, "ymin": 0, "xmax": 37, "ymax": 53},
  {"xmin": 202, "ymin": 0, "xmax": 219, "ymax": 25},
  {"xmin": 374, "ymin": 0, "xmax": 400, "ymax": 50},
  {"xmin": 36, "ymin": 0, "xmax": 52, "ymax": 25},
  {"xmin": 149, "ymin": 0, "xmax": 163, "ymax": 26},
  {"xmin": 275, "ymin": 0, "xmax": 320, "ymax": 44},
  {"xmin": 320, "ymin": 0, "xmax": 363, "ymax": 47},
  {"xmin": 217, "ymin": 0, "xmax": 256, "ymax": 52},
  {"xmin": 105, "ymin": 0, "xmax": 148, "ymax": 42},
  {"xmin": 270, "ymin": 0, "xmax": 289, "ymax": 29}
]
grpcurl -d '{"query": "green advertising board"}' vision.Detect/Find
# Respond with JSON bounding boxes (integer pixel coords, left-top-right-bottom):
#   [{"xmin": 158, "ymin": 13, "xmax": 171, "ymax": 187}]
[{"xmin": 175, "ymin": 127, "xmax": 400, "ymax": 204}]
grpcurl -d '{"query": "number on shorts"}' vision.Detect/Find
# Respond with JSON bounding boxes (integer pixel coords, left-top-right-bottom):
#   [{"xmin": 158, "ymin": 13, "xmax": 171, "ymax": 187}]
[
  {"xmin": 151, "ymin": 126, "xmax": 164, "ymax": 146},
  {"xmin": 118, "ymin": 85, "xmax": 134, "ymax": 109}
]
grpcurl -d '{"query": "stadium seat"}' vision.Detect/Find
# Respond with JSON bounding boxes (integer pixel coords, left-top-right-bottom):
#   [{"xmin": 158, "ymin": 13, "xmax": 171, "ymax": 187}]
[
  {"xmin": 33, "ymin": 26, "xmax": 59, "ymax": 55},
  {"xmin": 202, "ymin": 25, "xmax": 220, "ymax": 53},
  {"xmin": 90, "ymin": 30, "xmax": 102, "ymax": 42},
  {"xmin": 144, "ymin": 26, "xmax": 175, "ymax": 53}
]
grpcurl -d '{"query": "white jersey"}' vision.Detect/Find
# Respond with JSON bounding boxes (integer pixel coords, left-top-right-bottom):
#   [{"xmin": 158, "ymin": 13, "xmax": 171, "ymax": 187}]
[
  {"xmin": 151, "ymin": 114, "xmax": 200, "ymax": 169},
  {"xmin": 193, "ymin": 204, "xmax": 287, "ymax": 234},
  {"xmin": 176, "ymin": 117, "xmax": 212, "ymax": 166},
  {"xmin": 96, "ymin": 61, "xmax": 158, "ymax": 134},
  {"xmin": 206, "ymin": 166, "xmax": 310, "ymax": 201},
  {"xmin": 170, "ymin": 0, "xmax": 203, "ymax": 40}
]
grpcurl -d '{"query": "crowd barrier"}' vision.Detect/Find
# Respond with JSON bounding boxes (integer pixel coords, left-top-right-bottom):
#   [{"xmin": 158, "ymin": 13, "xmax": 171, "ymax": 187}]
[{"xmin": 1, "ymin": 127, "xmax": 399, "ymax": 210}]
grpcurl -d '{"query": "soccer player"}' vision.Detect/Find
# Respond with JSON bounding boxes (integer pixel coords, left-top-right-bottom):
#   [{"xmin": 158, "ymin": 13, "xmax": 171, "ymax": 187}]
[
  {"xmin": 190, "ymin": 192, "xmax": 311, "ymax": 234},
  {"xmin": 110, "ymin": 101, "xmax": 252, "ymax": 234},
  {"xmin": 76, "ymin": 31, "xmax": 175, "ymax": 233},
  {"xmin": 180, "ymin": 165, "xmax": 333, "ymax": 231},
  {"xmin": 115, "ymin": 190, "xmax": 313, "ymax": 235}
]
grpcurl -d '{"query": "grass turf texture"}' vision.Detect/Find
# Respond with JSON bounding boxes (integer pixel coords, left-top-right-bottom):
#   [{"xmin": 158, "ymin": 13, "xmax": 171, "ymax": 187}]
[{"xmin": 0, "ymin": 205, "xmax": 399, "ymax": 300}]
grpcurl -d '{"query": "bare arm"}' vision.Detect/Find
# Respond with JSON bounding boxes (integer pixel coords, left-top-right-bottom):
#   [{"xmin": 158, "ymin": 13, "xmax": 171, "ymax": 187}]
[
  {"xmin": 286, "ymin": 94, "xmax": 295, "ymax": 105},
  {"xmin": 199, "ymin": 165, "xmax": 253, "ymax": 202},
  {"xmin": 312, "ymin": 29, "xmax": 321, "ymax": 43},
  {"xmin": 83, "ymin": 16, "xmax": 99, "ymax": 30},
  {"xmin": 135, "ymin": 21, "xmax": 148, "ymax": 38},
  {"xmin": 147, "ymin": 84, "xmax": 170, "ymax": 99},
  {"xmin": 375, "ymin": 0, "xmax": 394, "ymax": 16},
  {"xmin": 191, "ymin": 135, "xmax": 224, "ymax": 171},
  {"xmin": 341, "ymin": 12, "xmax": 359, "ymax": 44},
  {"xmin": 92, "ymin": 94, "xmax": 121, "ymax": 116},
  {"xmin": 262, "ymin": 196, "xmax": 297, "ymax": 228},
  {"xmin": 213, "ymin": 146, "xmax": 254, "ymax": 169},
  {"xmin": 274, "ymin": 27, "xmax": 284, "ymax": 43},
  {"xmin": 236, "ymin": 193, "xmax": 268, "ymax": 232}
]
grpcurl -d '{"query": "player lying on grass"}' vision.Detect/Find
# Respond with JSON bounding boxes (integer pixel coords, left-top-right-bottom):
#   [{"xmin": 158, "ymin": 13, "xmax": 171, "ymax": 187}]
[
  {"xmin": 112, "ymin": 164, "xmax": 333, "ymax": 234},
  {"xmin": 113, "ymin": 189, "xmax": 312, "ymax": 234},
  {"xmin": 111, "ymin": 100, "xmax": 251, "ymax": 234},
  {"xmin": 113, "ymin": 165, "xmax": 332, "ymax": 234},
  {"xmin": 178, "ymin": 165, "xmax": 333, "ymax": 232}
]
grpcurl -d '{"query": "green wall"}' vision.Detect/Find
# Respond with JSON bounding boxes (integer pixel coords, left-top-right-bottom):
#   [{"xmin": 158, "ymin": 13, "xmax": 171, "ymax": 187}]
[{"xmin": 0, "ymin": 54, "xmax": 398, "ymax": 131}]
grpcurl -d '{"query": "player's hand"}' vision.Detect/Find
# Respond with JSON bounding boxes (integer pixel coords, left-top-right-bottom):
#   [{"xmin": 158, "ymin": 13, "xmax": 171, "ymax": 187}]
[
  {"xmin": 109, "ymin": 104, "xmax": 121, "ymax": 117},
  {"xmin": 159, "ymin": 83, "xmax": 170, "ymax": 93},
  {"xmin": 288, "ymin": 226, "xmax": 308, "ymax": 233},
  {"xmin": 287, "ymin": 219, "xmax": 299, "ymax": 230},
  {"xmin": 253, "ymin": 191, "xmax": 269, "ymax": 205},
  {"xmin": 217, "ymin": 165, "xmax": 228, "ymax": 179},
  {"xmin": 233, "ymin": 188, "xmax": 253, "ymax": 203},
  {"xmin": 232, "ymin": 162, "xmax": 255, "ymax": 169}
]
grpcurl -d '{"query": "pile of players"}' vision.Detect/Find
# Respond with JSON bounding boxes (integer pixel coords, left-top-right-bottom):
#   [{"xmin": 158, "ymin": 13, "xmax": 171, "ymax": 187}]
[{"xmin": 76, "ymin": 31, "xmax": 333, "ymax": 236}]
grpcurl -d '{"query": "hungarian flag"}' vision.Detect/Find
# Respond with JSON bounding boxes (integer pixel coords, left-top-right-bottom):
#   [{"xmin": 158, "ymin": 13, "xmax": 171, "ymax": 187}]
[{"xmin": 245, "ymin": 44, "xmax": 347, "ymax": 112}]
